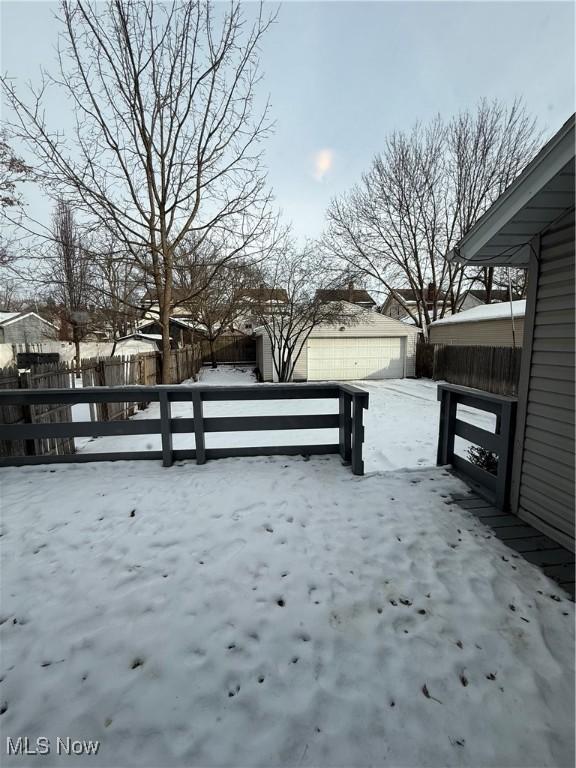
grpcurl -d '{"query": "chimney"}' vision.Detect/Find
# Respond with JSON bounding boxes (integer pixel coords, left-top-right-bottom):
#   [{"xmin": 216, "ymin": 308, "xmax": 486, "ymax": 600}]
[
  {"xmin": 348, "ymin": 281, "xmax": 354, "ymax": 302},
  {"xmin": 427, "ymin": 282, "xmax": 436, "ymax": 302}
]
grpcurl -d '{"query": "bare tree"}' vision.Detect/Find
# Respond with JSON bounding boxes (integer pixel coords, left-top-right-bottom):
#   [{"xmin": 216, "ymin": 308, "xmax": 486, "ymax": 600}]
[
  {"xmin": 322, "ymin": 99, "xmax": 540, "ymax": 335},
  {"xmin": 466, "ymin": 265, "xmax": 527, "ymax": 302},
  {"xmin": 2, "ymin": 1, "xmax": 276, "ymax": 381},
  {"xmin": 0, "ymin": 276, "xmax": 24, "ymax": 311},
  {"xmin": 176, "ymin": 258, "xmax": 262, "ymax": 367},
  {"xmin": 49, "ymin": 200, "xmax": 93, "ymax": 374},
  {"xmin": 253, "ymin": 241, "xmax": 356, "ymax": 382},
  {"xmin": 0, "ymin": 129, "xmax": 32, "ymax": 267},
  {"xmin": 90, "ymin": 242, "xmax": 145, "ymax": 339},
  {"xmin": 0, "ymin": 129, "xmax": 30, "ymax": 210}
]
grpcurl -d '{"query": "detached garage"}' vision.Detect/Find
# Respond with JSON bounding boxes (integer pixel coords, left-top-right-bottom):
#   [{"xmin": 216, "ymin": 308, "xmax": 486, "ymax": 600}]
[
  {"xmin": 255, "ymin": 308, "xmax": 420, "ymax": 382},
  {"xmin": 428, "ymin": 300, "xmax": 526, "ymax": 347}
]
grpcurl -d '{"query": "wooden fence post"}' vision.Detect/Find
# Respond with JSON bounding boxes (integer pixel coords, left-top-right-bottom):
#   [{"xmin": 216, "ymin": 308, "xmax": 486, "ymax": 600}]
[
  {"xmin": 159, "ymin": 391, "xmax": 173, "ymax": 467},
  {"xmin": 339, "ymin": 392, "xmax": 352, "ymax": 464},
  {"xmin": 19, "ymin": 371, "xmax": 36, "ymax": 457},
  {"xmin": 436, "ymin": 388, "xmax": 457, "ymax": 466},
  {"xmin": 350, "ymin": 394, "xmax": 366, "ymax": 476},
  {"xmin": 192, "ymin": 391, "xmax": 206, "ymax": 465},
  {"xmin": 495, "ymin": 400, "xmax": 516, "ymax": 511}
]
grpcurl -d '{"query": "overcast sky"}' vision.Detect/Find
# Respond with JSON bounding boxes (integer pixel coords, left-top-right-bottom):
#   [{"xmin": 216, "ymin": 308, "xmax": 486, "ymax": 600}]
[{"xmin": 1, "ymin": 0, "xmax": 574, "ymax": 242}]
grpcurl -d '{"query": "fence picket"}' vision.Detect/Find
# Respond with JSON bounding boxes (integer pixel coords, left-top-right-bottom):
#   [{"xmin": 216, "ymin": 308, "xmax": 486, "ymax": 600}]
[{"xmin": 416, "ymin": 342, "xmax": 521, "ymax": 396}]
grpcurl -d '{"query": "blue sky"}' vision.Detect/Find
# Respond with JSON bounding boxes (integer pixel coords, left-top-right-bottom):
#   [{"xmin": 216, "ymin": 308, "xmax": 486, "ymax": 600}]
[{"xmin": 1, "ymin": 1, "xmax": 574, "ymax": 241}]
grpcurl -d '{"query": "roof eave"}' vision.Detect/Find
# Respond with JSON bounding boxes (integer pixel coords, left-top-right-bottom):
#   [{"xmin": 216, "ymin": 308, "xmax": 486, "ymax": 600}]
[{"xmin": 451, "ymin": 114, "xmax": 575, "ymax": 266}]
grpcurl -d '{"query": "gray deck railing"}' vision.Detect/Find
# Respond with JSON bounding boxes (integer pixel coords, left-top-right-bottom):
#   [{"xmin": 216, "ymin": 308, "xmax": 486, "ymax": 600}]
[
  {"xmin": 437, "ymin": 383, "xmax": 517, "ymax": 510},
  {"xmin": 0, "ymin": 383, "xmax": 369, "ymax": 475}
]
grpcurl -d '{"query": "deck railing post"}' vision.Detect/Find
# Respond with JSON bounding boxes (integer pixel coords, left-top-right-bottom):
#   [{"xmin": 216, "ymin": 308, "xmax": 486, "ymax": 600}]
[
  {"xmin": 339, "ymin": 391, "xmax": 352, "ymax": 464},
  {"xmin": 436, "ymin": 388, "xmax": 457, "ymax": 466},
  {"xmin": 159, "ymin": 391, "xmax": 173, "ymax": 467},
  {"xmin": 19, "ymin": 371, "xmax": 35, "ymax": 457},
  {"xmin": 495, "ymin": 400, "xmax": 516, "ymax": 511},
  {"xmin": 192, "ymin": 391, "xmax": 206, "ymax": 465},
  {"xmin": 350, "ymin": 394, "xmax": 366, "ymax": 476}
]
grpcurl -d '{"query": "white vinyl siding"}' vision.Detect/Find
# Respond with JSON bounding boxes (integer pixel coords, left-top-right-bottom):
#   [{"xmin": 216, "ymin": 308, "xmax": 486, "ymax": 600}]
[
  {"xmin": 307, "ymin": 337, "xmax": 405, "ymax": 380},
  {"xmin": 512, "ymin": 210, "xmax": 575, "ymax": 550}
]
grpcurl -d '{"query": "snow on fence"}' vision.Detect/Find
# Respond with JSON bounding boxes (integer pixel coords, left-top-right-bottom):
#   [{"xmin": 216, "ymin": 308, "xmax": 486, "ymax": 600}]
[{"xmin": 0, "ymin": 383, "xmax": 369, "ymax": 475}]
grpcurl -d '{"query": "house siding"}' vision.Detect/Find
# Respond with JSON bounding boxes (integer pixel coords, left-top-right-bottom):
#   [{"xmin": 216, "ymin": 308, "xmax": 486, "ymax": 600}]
[
  {"xmin": 0, "ymin": 315, "xmax": 57, "ymax": 344},
  {"xmin": 511, "ymin": 210, "xmax": 575, "ymax": 550},
  {"xmin": 429, "ymin": 317, "xmax": 525, "ymax": 347}
]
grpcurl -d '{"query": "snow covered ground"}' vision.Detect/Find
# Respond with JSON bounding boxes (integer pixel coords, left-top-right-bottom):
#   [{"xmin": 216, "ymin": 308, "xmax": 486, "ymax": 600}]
[{"xmin": 0, "ymin": 368, "xmax": 574, "ymax": 767}]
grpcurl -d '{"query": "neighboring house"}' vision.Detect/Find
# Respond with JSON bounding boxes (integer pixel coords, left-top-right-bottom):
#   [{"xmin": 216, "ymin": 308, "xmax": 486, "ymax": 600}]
[
  {"xmin": 136, "ymin": 317, "xmax": 201, "ymax": 347},
  {"xmin": 428, "ymin": 300, "xmax": 525, "ymax": 346},
  {"xmin": 446, "ymin": 113, "xmax": 574, "ymax": 551},
  {"xmin": 381, "ymin": 284, "xmax": 445, "ymax": 321},
  {"xmin": 0, "ymin": 311, "xmax": 58, "ymax": 344},
  {"xmin": 315, "ymin": 283, "xmax": 376, "ymax": 310},
  {"xmin": 141, "ymin": 285, "xmax": 288, "ymax": 335},
  {"xmin": 382, "ymin": 285, "xmax": 519, "ymax": 322},
  {"xmin": 461, "ymin": 289, "xmax": 522, "ymax": 308},
  {"xmin": 255, "ymin": 303, "xmax": 420, "ymax": 382},
  {"xmin": 237, "ymin": 285, "xmax": 289, "ymax": 332},
  {"xmin": 241, "ymin": 286, "xmax": 289, "ymax": 306}
]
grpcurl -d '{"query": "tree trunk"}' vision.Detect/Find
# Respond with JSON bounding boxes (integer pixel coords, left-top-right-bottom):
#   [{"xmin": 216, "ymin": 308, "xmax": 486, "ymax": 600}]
[
  {"xmin": 485, "ymin": 267, "xmax": 494, "ymax": 303},
  {"xmin": 72, "ymin": 323, "xmax": 81, "ymax": 378},
  {"xmin": 209, "ymin": 337, "xmax": 217, "ymax": 368},
  {"xmin": 160, "ymin": 304, "xmax": 172, "ymax": 384}
]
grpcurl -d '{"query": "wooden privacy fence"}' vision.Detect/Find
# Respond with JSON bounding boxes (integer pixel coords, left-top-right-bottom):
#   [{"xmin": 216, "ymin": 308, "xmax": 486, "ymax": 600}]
[
  {"xmin": 82, "ymin": 354, "xmax": 159, "ymax": 421},
  {"xmin": 167, "ymin": 345, "xmax": 203, "ymax": 383},
  {"xmin": 0, "ymin": 363, "xmax": 74, "ymax": 460},
  {"xmin": 200, "ymin": 335, "xmax": 257, "ymax": 364},
  {"xmin": 0, "ymin": 383, "xmax": 369, "ymax": 475},
  {"xmin": 81, "ymin": 346, "xmax": 201, "ymax": 421},
  {"xmin": 415, "ymin": 342, "xmax": 434, "ymax": 379},
  {"xmin": 437, "ymin": 383, "xmax": 517, "ymax": 510},
  {"xmin": 0, "ymin": 346, "xmax": 202, "ymax": 458},
  {"xmin": 417, "ymin": 343, "xmax": 522, "ymax": 396}
]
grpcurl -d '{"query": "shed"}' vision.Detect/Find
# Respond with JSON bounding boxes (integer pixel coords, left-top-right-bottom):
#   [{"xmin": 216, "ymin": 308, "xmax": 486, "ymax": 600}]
[
  {"xmin": 137, "ymin": 317, "xmax": 200, "ymax": 347},
  {"xmin": 447, "ymin": 113, "xmax": 574, "ymax": 550},
  {"xmin": 429, "ymin": 300, "xmax": 525, "ymax": 346},
  {"xmin": 255, "ymin": 304, "xmax": 420, "ymax": 382},
  {"xmin": 0, "ymin": 312, "xmax": 58, "ymax": 344},
  {"xmin": 113, "ymin": 333, "xmax": 163, "ymax": 354}
]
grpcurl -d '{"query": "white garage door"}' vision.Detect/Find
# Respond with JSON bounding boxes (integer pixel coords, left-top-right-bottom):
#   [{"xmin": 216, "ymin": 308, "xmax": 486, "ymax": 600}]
[{"xmin": 307, "ymin": 337, "xmax": 405, "ymax": 380}]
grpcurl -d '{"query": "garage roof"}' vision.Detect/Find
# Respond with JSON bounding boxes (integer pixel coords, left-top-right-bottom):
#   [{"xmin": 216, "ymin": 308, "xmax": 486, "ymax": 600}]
[
  {"xmin": 447, "ymin": 114, "xmax": 575, "ymax": 267},
  {"xmin": 430, "ymin": 300, "xmax": 526, "ymax": 327}
]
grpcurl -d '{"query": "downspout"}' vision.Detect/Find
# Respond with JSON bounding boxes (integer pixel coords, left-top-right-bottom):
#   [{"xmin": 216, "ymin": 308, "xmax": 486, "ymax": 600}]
[{"xmin": 508, "ymin": 268, "xmax": 516, "ymax": 348}]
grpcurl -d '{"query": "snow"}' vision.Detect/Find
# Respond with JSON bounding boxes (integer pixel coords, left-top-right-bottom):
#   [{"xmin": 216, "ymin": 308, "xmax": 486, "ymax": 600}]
[
  {"xmin": 0, "ymin": 366, "xmax": 573, "ymax": 767},
  {"xmin": 431, "ymin": 300, "xmax": 526, "ymax": 327},
  {"xmin": 0, "ymin": 312, "xmax": 20, "ymax": 324}
]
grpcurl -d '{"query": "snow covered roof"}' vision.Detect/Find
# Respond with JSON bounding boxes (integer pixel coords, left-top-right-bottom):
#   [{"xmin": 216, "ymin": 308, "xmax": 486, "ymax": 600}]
[
  {"xmin": 0, "ymin": 311, "xmax": 57, "ymax": 328},
  {"xmin": 0, "ymin": 311, "xmax": 19, "ymax": 324},
  {"xmin": 431, "ymin": 300, "xmax": 526, "ymax": 327},
  {"xmin": 116, "ymin": 332, "xmax": 163, "ymax": 343},
  {"xmin": 139, "ymin": 316, "xmax": 199, "ymax": 330}
]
